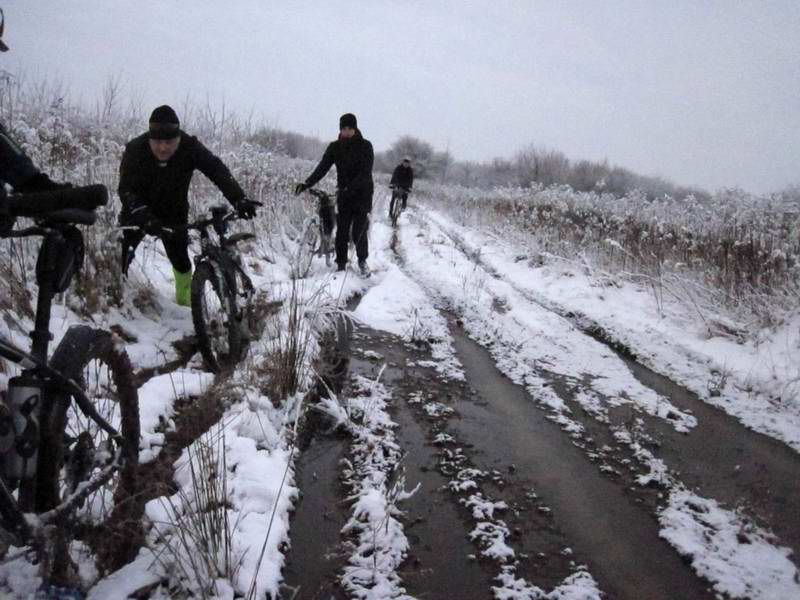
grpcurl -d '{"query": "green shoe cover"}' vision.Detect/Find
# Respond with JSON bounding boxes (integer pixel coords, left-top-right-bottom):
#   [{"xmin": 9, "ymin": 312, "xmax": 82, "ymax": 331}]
[{"xmin": 173, "ymin": 268, "xmax": 192, "ymax": 307}]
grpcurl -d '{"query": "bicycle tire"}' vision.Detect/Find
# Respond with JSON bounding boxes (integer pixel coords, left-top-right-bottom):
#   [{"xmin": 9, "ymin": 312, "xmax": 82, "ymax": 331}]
[
  {"xmin": 293, "ymin": 218, "xmax": 319, "ymax": 279},
  {"xmin": 231, "ymin": 267, "xmax": 255, "ymax": 362},
  {"xmin": 45, "ymin": 326, "xmax": 142, "ymax": 579},
  {"xmin": 320, "ymin": 229, "xmax": 333, "ymax": 267},
  {"xmin": 191, "ymin": 261, "xmax": 241, "ymax": 372},
  {"xmin": 390, "ymin": 193, "xmax": 401, "ymax": 227}
]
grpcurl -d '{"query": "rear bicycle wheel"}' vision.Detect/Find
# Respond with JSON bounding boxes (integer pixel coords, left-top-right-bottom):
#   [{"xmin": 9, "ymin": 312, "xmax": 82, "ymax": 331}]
[
  {"xmin": 45, "ymin": 326, "xmax": 141, "ymax": 579},
  {"xmin": 191, "ymin": 261, "xmax": 241, "ymax": 372}
]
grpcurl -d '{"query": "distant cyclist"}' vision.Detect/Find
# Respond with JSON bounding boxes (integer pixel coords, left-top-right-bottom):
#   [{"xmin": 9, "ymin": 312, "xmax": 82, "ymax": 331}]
[
  {"xmin": 294, "ymin": 112, "xmax": 374, "ymax": 276},
  {"xmin": 118, "ymin": 105, "xmax": 258, "ymax": 305},
  {"xmin": 390, "ymin": 156, "xmax": 414, "ymax": 209}
]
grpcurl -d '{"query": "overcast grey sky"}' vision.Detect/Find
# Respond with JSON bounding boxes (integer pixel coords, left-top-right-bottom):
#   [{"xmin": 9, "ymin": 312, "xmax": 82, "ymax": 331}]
[{"xmin": 4, "ymin": 1, "xmax": 799, "ymax": 193}]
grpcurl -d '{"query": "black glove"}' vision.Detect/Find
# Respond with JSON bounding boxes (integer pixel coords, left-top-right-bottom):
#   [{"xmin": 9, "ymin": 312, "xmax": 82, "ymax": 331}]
[
  {"xmin": 294, "ymin": 182, "xmax": 308, "ymax": 196},
  {"xmin": 122, "ymin": 203, "xmax": 159, "ymax": 233},
  {"xmin": 16, "ymin": 172, "xmax": 71, "ymax": 193},
  {"xmin": 236, "ymin": 198, "xmax": 259, "ymax": 220}
]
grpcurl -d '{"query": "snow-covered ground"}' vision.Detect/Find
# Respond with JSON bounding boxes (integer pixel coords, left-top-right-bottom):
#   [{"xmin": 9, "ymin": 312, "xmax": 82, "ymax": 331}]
[{"xmin": 2, "ymin": 188, "xmax": 798, "ymax": 599}]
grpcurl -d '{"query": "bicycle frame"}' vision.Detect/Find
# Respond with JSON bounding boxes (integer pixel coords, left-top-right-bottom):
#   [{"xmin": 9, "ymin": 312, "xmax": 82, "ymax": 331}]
[
  {"xmin": 306, "ymin": 188, "xmax": 336, "ymax": 264},
  {"xmin": 193, "ymin": 206, "xmax": 256, "ymax": 311},
  {"xmin": 0, "ymin": 226, "xmax": 124, "ymax": 547}
]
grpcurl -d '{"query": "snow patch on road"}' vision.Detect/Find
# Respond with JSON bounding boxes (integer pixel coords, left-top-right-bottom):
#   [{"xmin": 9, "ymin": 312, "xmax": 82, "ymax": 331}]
[{"xmin": 660, "ymin": 489, "xmax": 800, "ymax": 599}]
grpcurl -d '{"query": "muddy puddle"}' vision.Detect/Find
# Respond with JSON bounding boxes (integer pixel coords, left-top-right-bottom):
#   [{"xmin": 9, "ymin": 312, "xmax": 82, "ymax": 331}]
[{"xmin": 282, "ymin": 433, "xmax": 350, "ymax": 600}]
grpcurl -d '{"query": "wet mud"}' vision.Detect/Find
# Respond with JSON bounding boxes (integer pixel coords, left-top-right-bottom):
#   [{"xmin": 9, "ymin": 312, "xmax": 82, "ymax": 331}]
[
  {"xmin": 623, "ymin": 359, "xmax": 800, "ymax": 560},
  {"xmin": 286, "ymin": 310, "xmax": 723, "ymax": 598},
  {"xmin": 348, "ymin": 333, "xmax": 499, "ymax": 599},
  {"xmin": 448, "ymin": 325, "xmax": 717, "ymax": 600},
  {"xmin": 282, "ymin": 434, "xmax": 351, "ymax": 600}
]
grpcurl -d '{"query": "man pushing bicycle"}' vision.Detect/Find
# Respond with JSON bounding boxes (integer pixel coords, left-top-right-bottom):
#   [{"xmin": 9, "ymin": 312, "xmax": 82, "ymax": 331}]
[
  {"xmin": 118, "ymin": 105, "xmax": 259, "ymax": 305},
  {"xmin": 294, "ymin": 113, "xmax": 374, "ymax": 276}
]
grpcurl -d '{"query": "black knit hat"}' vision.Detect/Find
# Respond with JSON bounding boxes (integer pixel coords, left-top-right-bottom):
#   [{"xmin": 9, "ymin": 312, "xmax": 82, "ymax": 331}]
[
  {"xmin": 148, "ymin": 105, "xmax": 181, "ymax": 139},
  {"xmin": 339, "ymin": 113, "xmax": 357, "ymax": 130}
]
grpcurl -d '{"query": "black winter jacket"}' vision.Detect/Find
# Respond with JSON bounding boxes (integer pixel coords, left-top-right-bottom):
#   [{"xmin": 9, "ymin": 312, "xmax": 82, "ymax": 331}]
[
  {"xmin": 1, "ymin": 122, "xmax": 51, "ymax": 234},
  {"xmin": 0, "ymin": 122, "xmax": 39, "ymax": 189},
  {"xmin": 304, "ymin": 129, "xmax": 374, "ymax": 211},
  {"xmin": 390, "ymin": 164, "xmax": 414, "ymax": 190},
  {"xmin": 118, "ymin": 132, "xmax": 245, "ymax": 226}
]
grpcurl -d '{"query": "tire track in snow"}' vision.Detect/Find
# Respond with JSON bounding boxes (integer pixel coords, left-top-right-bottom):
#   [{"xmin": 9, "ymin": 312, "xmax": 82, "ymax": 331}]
[{"xmin": 389, "ymin": 206, "xmax": 800, "ymax": 599}]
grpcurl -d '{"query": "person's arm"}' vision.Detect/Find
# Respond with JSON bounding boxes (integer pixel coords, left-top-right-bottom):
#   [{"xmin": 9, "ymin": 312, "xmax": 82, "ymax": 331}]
[
  {"xmin": 117, "ymin": 143, "xmax": 139, "ymax": 212},
  {"xmin": 304, "ymin": 143, "xmax": 336, "ymax": 188},
  {"xmin": 390, "ymin": 165, "xmax": 400, "ymax": 187},
  {"xmin": 408, "ymin": 168, "xmax": 413, "ymax": 190},
  {"xmin": 117, "ymin": 141, "xmax": 156, "ymax": 226},
  {"xmin": 0, "ymin": 122, "xmax": 63, "ymax": 191},
  {"xmin": 192, "ymin": 138, "xmax": 246, "ymax": 206}
]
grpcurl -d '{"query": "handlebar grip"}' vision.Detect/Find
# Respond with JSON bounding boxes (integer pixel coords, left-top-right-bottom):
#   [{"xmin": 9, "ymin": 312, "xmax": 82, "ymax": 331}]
[
  {"xmin": 5, "ymin": 184, "xmax": 108, "ymax": 218},
  {"xmin": 45, "ymin": 209, "xmax": 98, "ymax": 225}
]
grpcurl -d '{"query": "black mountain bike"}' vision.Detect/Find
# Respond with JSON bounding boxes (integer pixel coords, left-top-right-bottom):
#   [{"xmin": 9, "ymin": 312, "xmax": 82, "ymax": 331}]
[
  {"xmin": 0, "ymin": 185, "xmax": 142, "ymax": 593},
  {"xmin": 124, "ymin": 204, "xmax": 267, "ymax": 373},
  {"xmin": 189, "ymin": 205, "xmax": 264, "ymax": 372},
  {"xmin": 389, "ymin": 186, "xmax": 409, "ymax": 227}
]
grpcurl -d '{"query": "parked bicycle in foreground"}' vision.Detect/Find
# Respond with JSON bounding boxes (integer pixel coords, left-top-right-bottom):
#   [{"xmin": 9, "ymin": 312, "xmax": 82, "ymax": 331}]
[
  {"xmin": 389, "ymin": 185, "xmax": 410, "ymax": 227},
  {"xmin": 293, "ymin": 187, "xmax": 336, "ymax": 278},
  {"xmin": 125, "ymin": 203, "xmax": 263, "ymax": 372},
  {"xmin": 0, "ymin": 185, "xmax": 142, "ymax": 596}
]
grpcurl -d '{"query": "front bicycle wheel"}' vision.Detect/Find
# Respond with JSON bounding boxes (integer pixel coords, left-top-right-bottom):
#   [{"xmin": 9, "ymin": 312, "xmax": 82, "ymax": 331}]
[
  {"xmin": 293, "ymin": 218, "xmax": 319, "ymax": 279},
  {"xmin": 191, "ymin": 261, "xmax": 241, "ymax": 372},
  {"xmin": 44, "ymin": 326, "xmax": 142, "ymax": 579},
  {"xmin": 390, "ymin": 194, "xmax": 401, "ymax": 226},
  {"xmin": 320, "ymin": 228, "xmax": 333, "ymax": 267}
]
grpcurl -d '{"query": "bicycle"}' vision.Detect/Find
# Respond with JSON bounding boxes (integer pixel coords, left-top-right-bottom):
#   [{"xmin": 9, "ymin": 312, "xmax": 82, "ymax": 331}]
[
  {"xmin": 294, "ymin": 187, "xmax": 336, "ymax": 277},
  {"xmin": 389, "ymin": 186, "xmax": 409, "ymax": 227},
  {"xmin": 0, "ymin": 185, "xmax": 142, "ymax": 593},
  {"xmin": 125, "ymin": 204, "xmax": 264, "ymax": 373}
]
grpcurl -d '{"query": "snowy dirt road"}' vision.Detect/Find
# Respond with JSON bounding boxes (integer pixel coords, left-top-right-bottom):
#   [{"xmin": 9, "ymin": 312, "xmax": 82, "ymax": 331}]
[{"xmin": 284, "ymin": 201, "xmax": 800, "ymax": 600}]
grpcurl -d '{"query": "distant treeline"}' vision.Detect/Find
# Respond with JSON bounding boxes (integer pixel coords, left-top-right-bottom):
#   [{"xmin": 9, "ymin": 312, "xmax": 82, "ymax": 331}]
[
  {"xmin": 248, "ymin": 127, "xmax": 710, "ymax": 201},
  {"xmin": 4, "ymin": 64, "xmax": 767, "ymax": 203}
]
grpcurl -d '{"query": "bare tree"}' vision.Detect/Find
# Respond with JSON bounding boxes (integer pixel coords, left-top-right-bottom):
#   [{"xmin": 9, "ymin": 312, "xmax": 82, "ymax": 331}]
[{"xmin": 97, "ymin": 72, "xmax": 124, "ymax": 123}]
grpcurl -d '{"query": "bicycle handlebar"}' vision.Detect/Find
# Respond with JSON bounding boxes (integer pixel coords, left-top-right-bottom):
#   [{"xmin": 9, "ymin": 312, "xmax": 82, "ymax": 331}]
[
  {"xmin": 124, "ymin": 202, "xmax": 260, "ymax": 236},
  {"xmin": 4, "ymin": 184, "xmax": 108, "ymax": 218},
  {"xmin": 307, "ymin": 188, "xmax": 334, "ymax": 201}
]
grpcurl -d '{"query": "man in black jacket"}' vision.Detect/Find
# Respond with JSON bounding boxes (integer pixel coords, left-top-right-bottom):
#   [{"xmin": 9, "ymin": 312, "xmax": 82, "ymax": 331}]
[
  {"xmin": 390, "ymin": 156, "xmax": 414, "ymax": 210},
  {"xmin": 118, "ymin": 105, "xmax": 258, "ymax": 305},
  {"xmin": 295, "ymin": 113, "xmax": 374, "ymax": 275}
]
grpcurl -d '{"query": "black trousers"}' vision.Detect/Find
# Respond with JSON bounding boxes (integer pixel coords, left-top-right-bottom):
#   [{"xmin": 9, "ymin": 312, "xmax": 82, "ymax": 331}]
[
  {"xmin": 121, "ymin": 229, "xmax": 191, "ymax": 275},
  {"xmin": 335, "ymin": 204, "xmax": 369, "ymax": 266}
]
